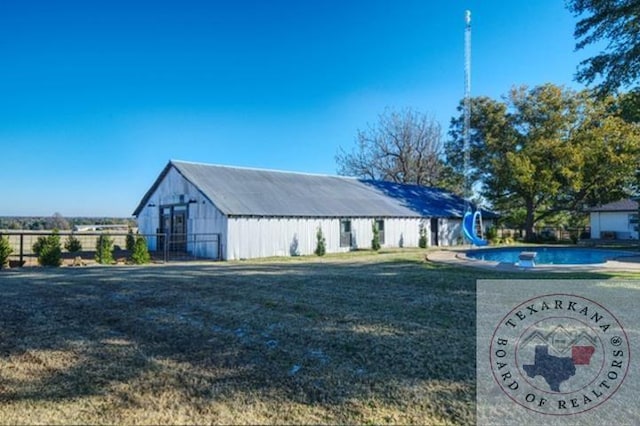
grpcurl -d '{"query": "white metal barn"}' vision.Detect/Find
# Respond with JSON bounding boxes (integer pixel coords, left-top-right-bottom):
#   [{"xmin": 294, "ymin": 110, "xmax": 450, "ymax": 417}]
[
  {"xmin": 589, "ymin": 199, "xmax": 639, "ymax": 240},
  {"xmin": 133, "ymin": 160, "xmax": 480, "ymax": 260}
]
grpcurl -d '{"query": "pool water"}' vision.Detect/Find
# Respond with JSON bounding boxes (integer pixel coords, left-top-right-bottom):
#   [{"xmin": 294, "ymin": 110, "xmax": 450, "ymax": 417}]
[{"xmin": 466, "ymin": 247, "xmax": 637, "ymax": 265}]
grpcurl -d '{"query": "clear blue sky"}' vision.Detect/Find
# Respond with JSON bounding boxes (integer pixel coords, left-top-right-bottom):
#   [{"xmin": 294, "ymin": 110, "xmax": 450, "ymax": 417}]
[{"xmin": 0, "ymin": 0, "xmax": 596, "ymax": 217}]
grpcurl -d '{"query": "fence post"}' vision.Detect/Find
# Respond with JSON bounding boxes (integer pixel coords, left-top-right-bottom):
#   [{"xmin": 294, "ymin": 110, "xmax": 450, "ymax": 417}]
[
  {"xmin": 164, "ymin": 233, "xmax": 168, "ymax": 263},
  {"xmin": 19, "ymin": 233, "xmax": 24, "ymax": 266}
]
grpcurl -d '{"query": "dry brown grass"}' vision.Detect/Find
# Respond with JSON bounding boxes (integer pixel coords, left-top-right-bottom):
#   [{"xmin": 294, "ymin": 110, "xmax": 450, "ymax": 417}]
[{"xmin": 0, "ymin": 249, "xmax": 629, "ymax": 424}]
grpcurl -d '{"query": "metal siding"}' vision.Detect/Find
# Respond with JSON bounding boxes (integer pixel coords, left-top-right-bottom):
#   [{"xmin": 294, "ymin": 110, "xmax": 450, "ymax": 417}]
[
  {"xmin": 137, "ymin": 205, "xmax": 159, "ymax": 250},
  {"xmin": 226, "ymin": 216, "xmax": 425, "ymax": 260},
  {"xmin": 438, "ymin": 219, "xmax": 463, "ymax": 247},
  {"xmin": 386, "ymin": 218, "xmax": 421, "ymax": 248},
  {"xmin": 227, "ymin": 217, "xmax": 341, "ymax": 260},
  {"xmin": 350, "ymin": 219, "xmax": 370, "ymax": 249},
  {"xmin": 188, "ymin": 201, "xmax": 226, "ymax": 259},
  {"xmin": 348, "ymin": 218, "xmax": 422, "ymax": 249}
]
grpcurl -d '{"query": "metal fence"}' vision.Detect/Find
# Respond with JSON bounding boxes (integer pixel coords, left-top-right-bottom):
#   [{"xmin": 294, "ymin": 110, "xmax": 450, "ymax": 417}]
[
  {"xmin": 1, "ymin": 231, "xmax": 221, "ymax": 266},
  {"xmin": 490, "ymin": 226, "xmax": 591, "ymax": 242},
  {"xmin": 158, "ymin": 233, "xmax": 221, "ymax": 262}
]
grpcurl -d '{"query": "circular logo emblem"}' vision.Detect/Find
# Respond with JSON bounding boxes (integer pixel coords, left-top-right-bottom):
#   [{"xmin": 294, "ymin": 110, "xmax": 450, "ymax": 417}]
[{"xmin": 490, "ymin": 293, "xmax": 630, "ymax": 415}]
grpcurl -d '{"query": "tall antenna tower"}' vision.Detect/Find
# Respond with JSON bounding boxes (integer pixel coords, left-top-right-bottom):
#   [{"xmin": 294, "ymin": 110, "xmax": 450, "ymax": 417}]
[{"xmin": 463, "ymin": 10, "xmax": 472, "ymax": 202}]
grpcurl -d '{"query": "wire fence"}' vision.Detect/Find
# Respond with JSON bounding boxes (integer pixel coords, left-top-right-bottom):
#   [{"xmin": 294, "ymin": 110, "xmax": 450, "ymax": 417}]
[
  {"xmin": 489, "ymin": 226, "xmax": 592, "ymax": 243},
  {"xmin": 1, "ymin": 231, "xmax": 221, "ymax": 267}
]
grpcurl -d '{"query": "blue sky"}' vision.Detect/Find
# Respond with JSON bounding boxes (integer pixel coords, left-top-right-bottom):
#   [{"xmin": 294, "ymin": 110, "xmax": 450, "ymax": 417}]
[{"xmin": 0, "ymin": 1, "xmax": 596, "ymax": 216}]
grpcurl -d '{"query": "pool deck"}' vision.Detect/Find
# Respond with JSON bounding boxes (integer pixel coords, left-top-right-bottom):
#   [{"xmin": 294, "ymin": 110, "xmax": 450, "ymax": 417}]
[{"xmin": 426, "ymin": 246, "xmax": 640, "ymax": 273}]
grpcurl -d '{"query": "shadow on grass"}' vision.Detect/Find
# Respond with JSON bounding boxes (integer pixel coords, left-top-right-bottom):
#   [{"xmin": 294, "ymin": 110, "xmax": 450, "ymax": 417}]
[{"xmin": 0, "ymin": 257, "xmax": 632, "ymax": 423}]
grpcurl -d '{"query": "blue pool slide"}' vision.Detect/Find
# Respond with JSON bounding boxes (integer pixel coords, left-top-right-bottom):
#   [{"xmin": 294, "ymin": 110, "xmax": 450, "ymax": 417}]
[{"xmin": 463, "ymin": 210, "xmax": 488, "ymax": 246}]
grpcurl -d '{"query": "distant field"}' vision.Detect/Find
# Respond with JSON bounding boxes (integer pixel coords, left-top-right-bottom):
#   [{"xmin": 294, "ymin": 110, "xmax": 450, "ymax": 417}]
[{"xmin": 0, "ymin": 249, "xmax": 634, "ymax": 425}]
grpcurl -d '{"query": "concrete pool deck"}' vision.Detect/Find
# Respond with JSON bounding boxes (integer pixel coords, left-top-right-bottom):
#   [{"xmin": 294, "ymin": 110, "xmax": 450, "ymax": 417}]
[{"xmin": 426, "ymin": 247, "xmax": 640, "ymax": 273}]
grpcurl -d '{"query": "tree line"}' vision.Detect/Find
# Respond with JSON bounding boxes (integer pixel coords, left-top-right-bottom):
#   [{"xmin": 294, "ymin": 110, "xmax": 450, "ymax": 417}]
[{"xmin": 0, "ymin": 214, "xmax": 136, "ymax": 231}]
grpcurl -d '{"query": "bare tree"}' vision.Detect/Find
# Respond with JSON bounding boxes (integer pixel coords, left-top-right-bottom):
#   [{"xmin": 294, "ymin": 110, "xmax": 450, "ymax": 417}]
[{"xmin": 336, "ymin": 108, "xmax": 446, "ymax": 186}]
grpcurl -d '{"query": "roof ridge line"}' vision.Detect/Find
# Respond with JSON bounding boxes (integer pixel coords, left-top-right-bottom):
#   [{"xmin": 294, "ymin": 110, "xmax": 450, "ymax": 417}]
[{"xmin": 170, "ymin": 159, "xmax": 359, "ymax": 180}]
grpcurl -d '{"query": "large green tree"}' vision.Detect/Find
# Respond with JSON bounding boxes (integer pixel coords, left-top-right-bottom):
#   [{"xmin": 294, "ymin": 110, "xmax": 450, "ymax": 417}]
[
  {"xmin": 446, "ymin": 83, "xmax": 640, "ymax": 239},
  {"xmin": 568, "ymin": 0, "xmax": 640, "ymax": 95},
  {"xmin": 568, "ymin": 0, "xmax": 640, "ymax": 205}
]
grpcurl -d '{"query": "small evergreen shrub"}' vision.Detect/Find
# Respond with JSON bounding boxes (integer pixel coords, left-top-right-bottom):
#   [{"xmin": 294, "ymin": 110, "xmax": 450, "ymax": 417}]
[
  {"xmin": 34, "ymin": 231, "xmax": 62, "ymax": 267},
  {"xmin": 314, "ymin": 226, "xmax": 326, "ymax": 256},
  {"xmin": 32, "ymin": 237, "xmax": 45, "ymax": 257},
  {"xmin": 64, "ymin": 234, "xmax": 83, "ymax": 253},
  {"xmin": 126, "ymin": 227, "xmax": 135, "ymax": 252},
  {"xmin": 130, "ymin": 235, "xmax": 151, "ymax": 264},
  {"xmin": 418, "ymin": 223, "xmax": 428, "ymax": 249},
  {"xmin": 0, "ymin": 235, "xmax": 12, "ymax": 269},
  {"xmin": 371, "ymin": 221, "xmax": 381, "ymax": 251},
  {"xmin": 95, "ymin": 233, "xmax": 114, "ymax": 264}
]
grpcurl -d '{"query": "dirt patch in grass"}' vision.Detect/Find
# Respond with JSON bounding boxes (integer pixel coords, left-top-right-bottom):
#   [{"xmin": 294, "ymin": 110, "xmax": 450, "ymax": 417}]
[{"xmin": 0, "ymin": 249, "xmax": 629, "ymax": 424}]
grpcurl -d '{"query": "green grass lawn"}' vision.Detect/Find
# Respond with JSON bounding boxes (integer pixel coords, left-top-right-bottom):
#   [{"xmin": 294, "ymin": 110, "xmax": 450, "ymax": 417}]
[{"xmin": 0, "ymin": 249, "xmax": 637, "ymax": 425}]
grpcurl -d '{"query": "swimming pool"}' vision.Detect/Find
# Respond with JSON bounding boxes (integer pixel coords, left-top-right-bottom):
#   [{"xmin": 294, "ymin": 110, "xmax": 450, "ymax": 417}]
[{"xmin": 465, "ymin": 247, "xmax": 638, "ymax": 265}]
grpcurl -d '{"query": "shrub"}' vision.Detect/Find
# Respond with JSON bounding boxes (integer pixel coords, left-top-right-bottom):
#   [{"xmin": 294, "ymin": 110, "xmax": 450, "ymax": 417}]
[
  {"xmin": 130, "ymin": 235, "xmax": 151, "ymax": 264},
  {"xmin": 95, "ymin": 233, "xmax": 114, "ymax": 264},
  {"xmin": 500, "ymin": 236, "xmax": 514, "ymax": 245},
  {"xmin": 314, "ymin": 226, "xmax": 326, "ymax": 256},
  {"xmin": 126, "ymin": 227, "xmax": 135, "ymax": 251},
  {"xmin": 64, "ymin": 234, "xmax": 83, "ymax": 253},
  {"xmin": 34, "ymin": 231, "xmax": 62, "ymax": 267},
  {"xmin": 418, "ymin": 223, "xmax": 428, "ymax": 249},
  {"xmin": 371, "ymin": 221, "xmax": 381, "ymax": 251},
  {"xmin": 32, "ymin": 237, "xmax": 44, "ymax": 257},
  {"xmin": 0, "ymin": 235, "xmax": 12, "ymax": 269},
  {"xmin": 486, "ymin": 226, "xmax": 498, "ymax": 244}
]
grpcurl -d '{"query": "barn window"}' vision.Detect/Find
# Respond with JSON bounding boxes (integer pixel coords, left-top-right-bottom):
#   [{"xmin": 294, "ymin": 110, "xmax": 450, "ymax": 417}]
[
  {"xmin": 375, "ymin": 219, "xmax": 385, "ymax": 245},
  {"xmin": 340, "ymin": 219, "xmax": 352, "ymax": 247}
]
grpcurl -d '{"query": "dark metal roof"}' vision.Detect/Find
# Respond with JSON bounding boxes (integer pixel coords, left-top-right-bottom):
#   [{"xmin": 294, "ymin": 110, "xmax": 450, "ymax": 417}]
[
  {"xmin": 589, "ymin": 199, "xmax": 639, "ymax": 212},
  {"xmin": 362, "ymin": 180, "xmax": 498, "ymax": 219},
  {"xmin": 133, "ymin": 160, "xmax": 485, "ymax": 218}
]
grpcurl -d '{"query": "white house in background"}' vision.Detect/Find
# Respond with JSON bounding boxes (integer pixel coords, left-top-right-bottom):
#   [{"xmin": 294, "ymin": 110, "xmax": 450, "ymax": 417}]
[
  {"xmin": 589, "ymin": 198, "xmax": 639, "ymax": 240},
  {"xmin": 133, "ymin": 160, "xmax": 493, "ymax": 260}
]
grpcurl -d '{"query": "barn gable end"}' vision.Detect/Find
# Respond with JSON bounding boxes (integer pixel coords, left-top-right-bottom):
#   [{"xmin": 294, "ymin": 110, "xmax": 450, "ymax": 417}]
[{"xmin": 135, "ymin": 165, "xmax": 227, "ymax": 259}]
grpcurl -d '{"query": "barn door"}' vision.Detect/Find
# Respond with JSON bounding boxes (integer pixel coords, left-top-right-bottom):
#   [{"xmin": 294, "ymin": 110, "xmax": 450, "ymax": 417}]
[
  {"xmin": 171, "ymin": 206, "xmax": 187, "ymax": 252},
  {"xmin": 158, "ymin": 207, "xmax": 172, "ymax": 252},
  {"xmin": 158, "ymin": 205, "xmax": 188, "ymax": 254}
]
